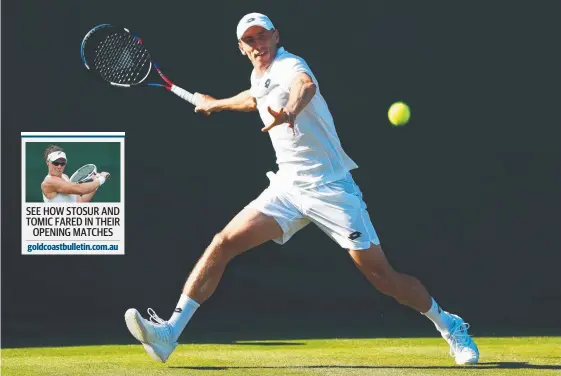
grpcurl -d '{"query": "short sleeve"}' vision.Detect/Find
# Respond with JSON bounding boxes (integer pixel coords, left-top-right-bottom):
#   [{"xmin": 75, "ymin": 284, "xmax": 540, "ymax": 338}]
[{"xmin": 276, "ymin": 57, "xmax": 316, "ymax": 92}]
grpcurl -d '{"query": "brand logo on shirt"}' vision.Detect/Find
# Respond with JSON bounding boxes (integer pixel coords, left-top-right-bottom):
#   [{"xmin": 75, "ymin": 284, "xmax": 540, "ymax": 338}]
[
  {"xmin": 174, "ymin": 308, "xmax": 183, "ymax": 313},
  {"xmin": 264, "ymin": 79, "xmax": 271, "ymax": 88},
  {"xmin": 349, "ymin": 231, "xmax": 362, "ymax": 240}
]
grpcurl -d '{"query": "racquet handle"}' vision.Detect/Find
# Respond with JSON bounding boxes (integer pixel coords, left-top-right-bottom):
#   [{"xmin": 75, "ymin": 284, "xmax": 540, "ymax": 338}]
[{"xmin": 171, "ymin": 85, "xmax": 199, "ymax": 106}]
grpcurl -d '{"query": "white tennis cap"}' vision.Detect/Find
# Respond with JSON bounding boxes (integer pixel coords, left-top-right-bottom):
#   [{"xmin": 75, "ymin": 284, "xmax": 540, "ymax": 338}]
[
  {"xmin": 236, "ymin": 13, "xmax": 275, "ymax": 40},
  {"xmin": 47, "ymin": 151, "xmax": 67, "ymax": 162}
]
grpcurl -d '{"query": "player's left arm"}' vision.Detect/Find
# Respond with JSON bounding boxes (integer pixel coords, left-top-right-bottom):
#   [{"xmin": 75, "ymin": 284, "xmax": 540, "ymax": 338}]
[
  {"xmin": 77, "ymin": 191, "xmax": 97, "ymax": 203},
  {"xmin": 65, "ymin": 173, "xmax": 93, "ymax": 203},
  {"xmin": 262, "ymin": 72, "xmax": 317, "ymax": 132},
  {"xmin": 77, "ymin": 172, "xmax": 109, "ymax": 202}
]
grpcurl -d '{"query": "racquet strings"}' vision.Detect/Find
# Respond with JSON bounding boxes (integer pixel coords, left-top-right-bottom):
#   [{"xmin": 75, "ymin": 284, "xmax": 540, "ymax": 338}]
[
  {"xmin": 71, "ymin": 165, "xmax": 96, "ymax": 183},
  {"xmin": 91, "ymin": 28, "xmax": 151, "ymax": 85}
]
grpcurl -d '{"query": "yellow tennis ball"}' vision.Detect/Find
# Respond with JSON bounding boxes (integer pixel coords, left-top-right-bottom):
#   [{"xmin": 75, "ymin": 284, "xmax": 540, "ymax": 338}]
[{"xmin": 388, "ymin": 102, "xmax": 411, "ymax": 126}]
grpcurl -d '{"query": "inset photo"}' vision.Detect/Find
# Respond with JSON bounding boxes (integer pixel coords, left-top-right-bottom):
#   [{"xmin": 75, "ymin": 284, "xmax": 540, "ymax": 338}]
[
  {"xmin": 26, "ymin": 141, "xmax": 121, "ymax": 203},
  {"xmin": 21, "ymin": 132, "xmax": 125, "ymax": 255}
]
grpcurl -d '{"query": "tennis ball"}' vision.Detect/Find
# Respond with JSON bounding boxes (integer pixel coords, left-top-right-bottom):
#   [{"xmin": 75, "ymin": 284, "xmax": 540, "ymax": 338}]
[{"xmin": 388, "ymin": 102, "xmax": 411, "ymax": 126}]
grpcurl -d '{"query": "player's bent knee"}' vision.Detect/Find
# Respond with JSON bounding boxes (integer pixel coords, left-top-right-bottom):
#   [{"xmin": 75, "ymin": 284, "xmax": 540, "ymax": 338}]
[
  {"xmin": 209, "ymin": 232, "xmax": 244, "ymax": 261},
  {"xmin": 357, "ymin": 262, "xmax": 399, "ymax": 298},
  {"xmin": 370, "ymin": 272, "xmax": 398, "ymax": 297}
]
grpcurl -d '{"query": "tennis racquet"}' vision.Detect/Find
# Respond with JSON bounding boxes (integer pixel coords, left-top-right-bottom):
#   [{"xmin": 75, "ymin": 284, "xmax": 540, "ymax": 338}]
[
  {"xmin": 80, "ymin": 24, "xmax": 199, "ymax": 106},
  {"xmin": 70, "ymin": 164, "xmax": 110, "ymax": 184}
]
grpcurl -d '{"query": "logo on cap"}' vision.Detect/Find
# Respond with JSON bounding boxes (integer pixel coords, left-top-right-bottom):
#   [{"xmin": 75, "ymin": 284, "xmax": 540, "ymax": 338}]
[{"xmin": 247, "ymin": 18, "xmax": 255, "ymax": 23}]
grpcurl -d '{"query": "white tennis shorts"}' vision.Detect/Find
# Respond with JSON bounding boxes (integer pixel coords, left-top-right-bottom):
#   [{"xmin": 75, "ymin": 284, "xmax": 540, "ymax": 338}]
[{"xmin": 247, "ymin": 172, "xmax": 380, "ymax": 250}]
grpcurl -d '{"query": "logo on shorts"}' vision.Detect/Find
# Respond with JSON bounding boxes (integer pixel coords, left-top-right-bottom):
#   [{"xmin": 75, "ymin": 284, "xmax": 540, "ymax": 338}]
[
  {"xmin": 174, "ymin": 308, "xmax": 183, "ymax": 313},
  {"xmin": 264, "ymin": 79, "xmax": 271, "ymax": 88},
  {"xmin": 349, "ymin": 231, "xmax": 362, "ymax": 240}
]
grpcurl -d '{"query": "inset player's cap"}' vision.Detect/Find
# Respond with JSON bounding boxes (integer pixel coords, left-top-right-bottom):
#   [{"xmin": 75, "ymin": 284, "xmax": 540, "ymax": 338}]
[
  {"xmin": 237, "ymin": 13, "xmax": 275, "ymax": 40},
  {"xmin": 47, "ymin": 151, "xmax": 67, "ymax": 162}
]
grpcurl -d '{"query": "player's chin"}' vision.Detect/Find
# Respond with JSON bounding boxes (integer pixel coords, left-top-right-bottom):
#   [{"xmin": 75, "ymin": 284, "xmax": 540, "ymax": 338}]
[{"xmin": 255, "ymin": 54, "xmax": 271, "ymax": 64}]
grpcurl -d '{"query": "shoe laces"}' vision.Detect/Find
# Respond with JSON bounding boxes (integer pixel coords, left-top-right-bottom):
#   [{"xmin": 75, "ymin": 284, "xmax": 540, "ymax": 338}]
[
  {"xmin": 448, "ymin": 322, "xmax": 473, "ymax": 357},
  {"xmin": 147, "ymin": 308, "xmax": 166, "ymax": 325},
  {"xmin": 147, "ymin": 308, "xmax": 172, "ymax": 342}
]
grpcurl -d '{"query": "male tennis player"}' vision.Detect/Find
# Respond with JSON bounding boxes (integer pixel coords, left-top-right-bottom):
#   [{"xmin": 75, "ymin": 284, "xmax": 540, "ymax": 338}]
[
  {"xmin": 41, "ymin": 145, "xmax": 109, "ymax": 203},
  {"xmin": 125, "ymin": 13, "xmax": 479, "ymax": 365}
]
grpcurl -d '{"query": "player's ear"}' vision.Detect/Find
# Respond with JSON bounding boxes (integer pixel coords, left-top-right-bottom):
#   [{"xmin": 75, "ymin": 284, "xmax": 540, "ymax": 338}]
[
  {"xmin": 238, "ymin": 41, "xmax": 246, "ymax": 55},
  {"xmin": 273, "ymin": 29, "xmax": 279, "ymax": 44}
]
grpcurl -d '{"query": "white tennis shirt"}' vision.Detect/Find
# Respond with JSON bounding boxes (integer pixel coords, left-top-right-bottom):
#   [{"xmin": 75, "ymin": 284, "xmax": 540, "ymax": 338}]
[
  {"xmin": 250, "ymin": 47, "xmax": 358, "ymax": 188},
  {"xmin": 42, "ymin": 174, "xmax": 78, "ymax": 203}
]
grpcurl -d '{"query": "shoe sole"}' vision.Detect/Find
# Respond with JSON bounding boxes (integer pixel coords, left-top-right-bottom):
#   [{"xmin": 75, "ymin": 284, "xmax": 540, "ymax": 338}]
[
  {"xmin": 456, "ymin": 358, "xmax": 479, "ymax": 365},
  {"xmin": 143, "ymin": 342, "xmax": 178, "ymax": 363},
  {"xmin": 125, "ymin": 309, "xmax": 148, "ymax": 343}
]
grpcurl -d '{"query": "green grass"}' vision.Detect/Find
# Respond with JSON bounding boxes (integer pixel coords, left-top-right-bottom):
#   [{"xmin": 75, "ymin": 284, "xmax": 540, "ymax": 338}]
[{"xmin": 2, "ymin": 337, "xmax": 560, "ymax": 376}]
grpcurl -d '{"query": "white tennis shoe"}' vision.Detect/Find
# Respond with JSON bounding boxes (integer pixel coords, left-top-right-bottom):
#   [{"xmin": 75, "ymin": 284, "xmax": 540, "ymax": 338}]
[
  {"xmin": 442, "ymin": 314, "xmax": 479, "ymax": 365},
  {"xmin": 124, "ymin": 308, "xmax": 177, "ymax": 363}
]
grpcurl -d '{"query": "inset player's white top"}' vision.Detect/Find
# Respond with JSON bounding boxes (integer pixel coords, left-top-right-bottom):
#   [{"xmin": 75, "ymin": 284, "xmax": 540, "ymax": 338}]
[
  {"xmin": 42, "ymin": 174, "xmax": 78, "ymax": 203},
  {"xmin": 251, "ymin": 47, "xmax": 358, "ymax": 188}
]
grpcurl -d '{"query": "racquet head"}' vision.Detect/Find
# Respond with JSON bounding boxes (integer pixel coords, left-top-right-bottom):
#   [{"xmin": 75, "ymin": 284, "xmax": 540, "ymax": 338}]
[
  {"xmin": 70, "ymin": 164, "xmax": 97, "ymax": 184},
  {"xmin": 81, "ymin": 24, "xmax": 152, "ymax": 87}
]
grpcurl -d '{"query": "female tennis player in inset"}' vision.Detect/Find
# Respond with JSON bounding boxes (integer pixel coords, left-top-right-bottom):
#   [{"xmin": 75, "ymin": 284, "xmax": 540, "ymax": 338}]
[{"xmin": 41, "ymin": 145, "xmax": 110, "ymax": 203}]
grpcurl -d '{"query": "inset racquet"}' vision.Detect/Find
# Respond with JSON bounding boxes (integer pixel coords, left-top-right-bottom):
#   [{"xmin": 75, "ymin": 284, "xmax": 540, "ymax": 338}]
[
  {"xmin": 80, "ymin": 24, "xmax": 198, "ymax": 105},
  {"xmin": 70, "ymin": 164, "xmax": 110, "ymax": 184}
]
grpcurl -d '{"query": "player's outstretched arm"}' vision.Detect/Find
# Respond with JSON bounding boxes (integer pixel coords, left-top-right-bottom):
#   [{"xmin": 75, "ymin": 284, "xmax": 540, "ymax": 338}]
[
  {"xmin": 261, "ymin": 73, "xmax": 316, "ymax": 132},
  {"xmin": 194, "ymin": 90, "xmax": 256, "ymax": 115}
]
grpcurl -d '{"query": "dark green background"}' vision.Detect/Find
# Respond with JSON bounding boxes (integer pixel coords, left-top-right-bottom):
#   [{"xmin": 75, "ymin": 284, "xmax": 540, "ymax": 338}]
[
  {"xmin": 2, "ymin": 0, "xmax": 560, "ymax": 347},
  {"xmin": 26, "ymin": 142, "xmax": 121, "ymax": 202}
]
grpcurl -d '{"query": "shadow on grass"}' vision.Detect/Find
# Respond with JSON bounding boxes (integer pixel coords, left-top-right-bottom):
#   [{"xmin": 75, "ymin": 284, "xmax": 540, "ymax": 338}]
[
  {"xmin": 3, "ymin": 314, "xmax": 561, "ymax": 348},
  {"xmin": 170, "ymin": 362, "xmax": 561, "ymax": 371},
  {"xmin": 233, "ymin": 342, "xmax": 305, "ymax": 346}
]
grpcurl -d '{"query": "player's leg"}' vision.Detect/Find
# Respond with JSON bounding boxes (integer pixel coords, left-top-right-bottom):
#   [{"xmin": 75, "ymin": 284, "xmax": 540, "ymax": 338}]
[
  {"xmin": 124, "ymin": 208, "xmax": 282, "ymax": 362},
  {"xmin": 183, "ymin": 207, "xmax": 283, "ymax": 303},
  {"xmin": 349, "ymin": 245, "xmax": 479, "ymax": 365},
  {"xmin": 348, "ymin": 244, "xmax": 432, "ymax": 311},
  {"xmin": 125, "ymin": 180, "xmax": 308, "ymax": 362},
  {"xmin": 305, "ymin": 172, "xmax": 478, "ymax": 365}
]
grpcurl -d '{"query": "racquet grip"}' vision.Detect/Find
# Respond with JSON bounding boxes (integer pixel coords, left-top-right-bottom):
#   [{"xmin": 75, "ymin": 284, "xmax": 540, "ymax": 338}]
[{"xmin": 171, "ymin": 85, "xmax": 199, "ymax": 106}]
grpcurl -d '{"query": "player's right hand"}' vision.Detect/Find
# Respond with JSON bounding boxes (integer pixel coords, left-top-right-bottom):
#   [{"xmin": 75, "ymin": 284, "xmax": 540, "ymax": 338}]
[{"xmin": 194, "ymin": 93, "xmax": 218, "ymax": 116}]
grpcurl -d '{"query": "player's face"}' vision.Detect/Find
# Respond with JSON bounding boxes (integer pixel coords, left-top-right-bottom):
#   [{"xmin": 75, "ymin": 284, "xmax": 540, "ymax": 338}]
[
  {"xmin": 48, "ymin": 159, "xmax": 66, "ymax": 176},
  {"xmin": 239, "ymin": 26, "xmax": 279, "ymax": 69}
]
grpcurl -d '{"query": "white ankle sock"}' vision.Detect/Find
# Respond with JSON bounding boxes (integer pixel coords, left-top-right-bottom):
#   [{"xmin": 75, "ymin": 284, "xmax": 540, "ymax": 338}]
[
  {"xmin": 168, "ymin": 294, "xmax": 200, "ymax": 341},
  {"xmin": 422, "ymin": 298, "xmax": 454, "ymax": 333}
]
